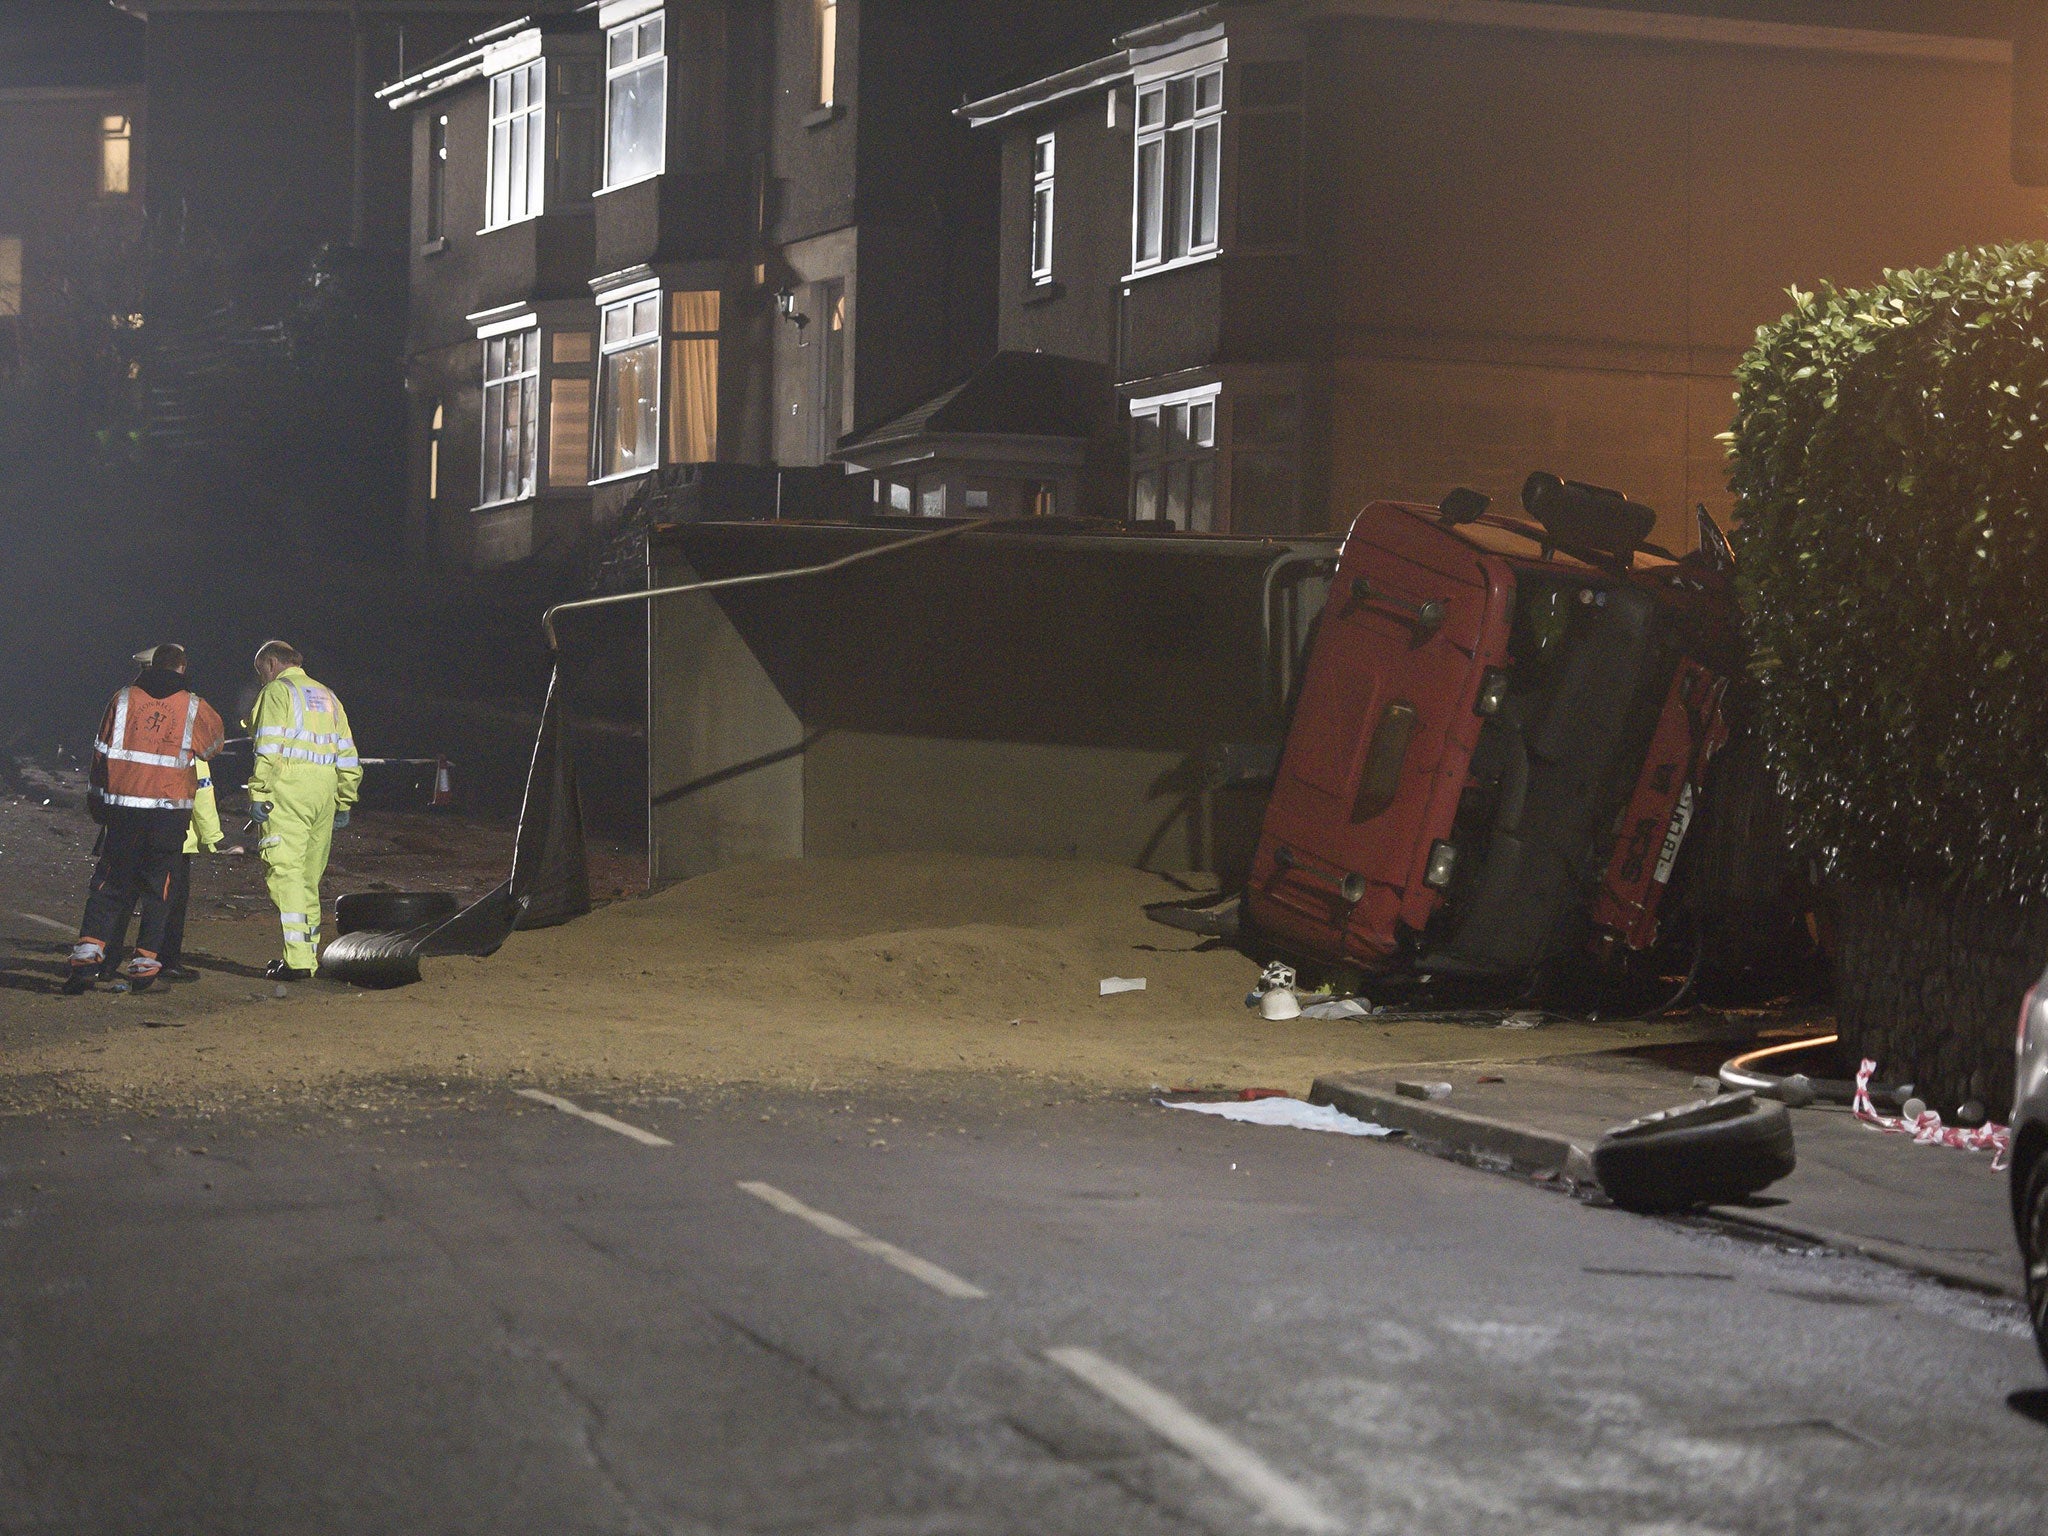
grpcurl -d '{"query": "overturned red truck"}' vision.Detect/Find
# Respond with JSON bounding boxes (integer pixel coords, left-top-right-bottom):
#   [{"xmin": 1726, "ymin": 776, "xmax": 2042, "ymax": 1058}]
[{"xmin": 1247, "ymin": 473, "xmax": 1741, "ymax": 993}]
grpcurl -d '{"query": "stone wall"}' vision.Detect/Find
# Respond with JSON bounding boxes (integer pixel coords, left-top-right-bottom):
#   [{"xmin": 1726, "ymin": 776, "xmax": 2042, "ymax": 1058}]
[{"xmin": 1834, "ymin": 885, "xmax": 2048, "ymax": 1121}]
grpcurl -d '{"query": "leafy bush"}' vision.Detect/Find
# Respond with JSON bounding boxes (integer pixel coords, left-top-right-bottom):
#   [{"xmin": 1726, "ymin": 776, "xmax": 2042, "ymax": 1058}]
[{"xmin": 1729, "ymin": 244, "xmax": 2048, "ymax": 896}]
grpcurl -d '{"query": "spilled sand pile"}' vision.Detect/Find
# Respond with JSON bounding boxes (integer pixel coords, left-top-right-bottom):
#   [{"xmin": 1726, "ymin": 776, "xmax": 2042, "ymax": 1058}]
[{"xmin": 3, "ymin": 853, "xmax": 1708, "ymax": 1110}]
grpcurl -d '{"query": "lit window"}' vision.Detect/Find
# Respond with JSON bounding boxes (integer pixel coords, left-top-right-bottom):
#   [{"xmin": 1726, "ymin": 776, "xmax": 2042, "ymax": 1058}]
[
  {"xmin": 816, "ymin": 0, "xmax": 839, "ymax": 107},
  {"xmin": 100, "ymin": 114, "xmax": 131, "ymax": 197},
  {"xmin": 548, "ymin": 330, "xmax": 593, "ymax": 488},
  {"xmin": 604, "ymin": 15, "xmax": 666, "ymax": 189},
  {"xmin": 667, "ymin": 291, "xmax": 720, "ymax": 464},
  {"xmin": 1130, "ymin": 389, "xmax": 1218, "ymax": 531},
  {"xmin": 428, "ymin": 400, "xmax": 443, "ymax": 501},
  {"xmin": 486, "ymin": 60, "xmax": 546, "ymax": 228},
  {"xmin": 0, "ymin": 237, "xmax": 19, "ymax": 318},
  {"xmin": 427, "ymin": 113, "xmax": 449, "ymax": 241},
  {"xmin": 480, "ymin": 329, "xmax": 540, "ymax": 505},
  {"xmin": 1030, "ymin": 133, "xmax": 1055, "ymax": 284},
  {"xmin": 1132, "ymin": 67, "xmax": 1221, "ymax": 270},
  {"xmin": 597, "ymin": 294, "xmax": 661, "ymax": 478}
]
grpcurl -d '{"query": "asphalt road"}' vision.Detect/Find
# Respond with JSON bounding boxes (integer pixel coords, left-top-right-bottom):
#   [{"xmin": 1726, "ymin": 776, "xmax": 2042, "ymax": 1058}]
[{"xmin": 3, "ymin": 1081, "xmax": 2045, "ymax": 1536}]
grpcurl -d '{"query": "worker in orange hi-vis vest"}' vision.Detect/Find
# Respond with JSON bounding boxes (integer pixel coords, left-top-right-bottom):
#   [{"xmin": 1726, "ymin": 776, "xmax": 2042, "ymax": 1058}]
[{"xmin": 64, "ymin": 643, "xmax": 226, "ymax": 994}]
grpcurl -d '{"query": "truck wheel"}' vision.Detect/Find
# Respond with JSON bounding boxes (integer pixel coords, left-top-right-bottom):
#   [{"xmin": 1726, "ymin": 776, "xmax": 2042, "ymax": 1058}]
[
  {"xmin": 334, "ymin": 891, "xmax": 460, "ymax": 937},
  {"xmin": 1591, "ymin": 1093, "xmax": 1796, "ymax": 1213},
  {"xmin": 2023, "ymin": 1153, "xmax": 2048, "ymax": 1373}
]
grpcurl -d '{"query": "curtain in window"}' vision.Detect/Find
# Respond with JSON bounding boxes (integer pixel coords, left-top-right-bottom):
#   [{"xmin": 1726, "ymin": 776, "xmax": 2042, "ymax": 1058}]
[
  {"xmin": 667, "ymin": 340, "xmax": 718, "ymax": 463},
  {"xmin": 548, "ymin": 379, "xmax": 591, "ymax": 488},
  {"xmin": 599, "ymin": 342, "xmax": 659, "ymax": 476}
]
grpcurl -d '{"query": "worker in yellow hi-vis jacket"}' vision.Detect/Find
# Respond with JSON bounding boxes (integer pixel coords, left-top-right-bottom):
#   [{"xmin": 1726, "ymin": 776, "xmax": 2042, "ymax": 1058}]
[{"xmin": 245, "ymin": 640, "xmax": 361, "ymax": 981}]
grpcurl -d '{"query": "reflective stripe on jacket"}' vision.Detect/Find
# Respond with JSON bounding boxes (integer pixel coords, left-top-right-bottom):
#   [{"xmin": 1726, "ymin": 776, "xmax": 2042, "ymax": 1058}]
[
  {"xmin": 246, "ymin": 667, "xmax": 362, "ymax": 810},
  {"xmin": 92, "ymin": 685, "xmax": 226, "ymax": 812}
]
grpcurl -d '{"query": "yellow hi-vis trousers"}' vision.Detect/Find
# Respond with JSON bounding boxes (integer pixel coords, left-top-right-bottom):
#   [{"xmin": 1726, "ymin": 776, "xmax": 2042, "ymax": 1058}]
[{"xmin": 258, "ymin": 788, "xmax": 335, "ymax": 971}]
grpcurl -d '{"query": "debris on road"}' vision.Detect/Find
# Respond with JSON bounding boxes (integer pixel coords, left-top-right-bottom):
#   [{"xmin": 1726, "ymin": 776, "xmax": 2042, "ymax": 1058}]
[
  {"xmin": 1851, "ymin": 1059, "xmax": 2011, "ymax": 1168},
  {"xmin": 1591, "ymin": 1089, "xmax": 1796, "ymax": 1213},
  {"xmin": 1396, "ymin": 1080, "xmax": 1455, "ymax": 1101},
  {"xmin": 1099, "ymin": 976, "xmax": 1146, "ymax": 995},
  {"xmin": 1160, "ymin": 1096, "xmax": 1397, "ymax": 1137}
]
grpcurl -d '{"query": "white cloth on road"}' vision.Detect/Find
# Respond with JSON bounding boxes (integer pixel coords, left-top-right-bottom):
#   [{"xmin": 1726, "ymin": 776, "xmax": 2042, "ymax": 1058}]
[{"xmin": 1160, "ymin": 1097, "xmax": 1396, "ymax": 1136}]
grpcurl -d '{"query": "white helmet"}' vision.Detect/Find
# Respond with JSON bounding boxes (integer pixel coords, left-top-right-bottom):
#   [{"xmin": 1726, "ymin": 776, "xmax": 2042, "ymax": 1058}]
[{"xmin": 1260, "ymin": 987, "xmax": 1302, "ymax": 1021}]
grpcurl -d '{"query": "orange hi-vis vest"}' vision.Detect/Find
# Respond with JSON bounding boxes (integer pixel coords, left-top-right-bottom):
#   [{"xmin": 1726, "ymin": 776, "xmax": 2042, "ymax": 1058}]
[{"xmin": 92, "ymin": 684, "xmax": 226, "ymax": 812}]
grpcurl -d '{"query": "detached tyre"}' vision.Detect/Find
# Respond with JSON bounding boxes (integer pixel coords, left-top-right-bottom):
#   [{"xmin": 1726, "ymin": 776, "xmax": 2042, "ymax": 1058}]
[
  {"xmin": 1591, "ymin": 1090, "xmax": 1796, "ymax": 1213},
  {"xmin": 334, "ymin": 891, "xmax": 460, "ymax": 937}
]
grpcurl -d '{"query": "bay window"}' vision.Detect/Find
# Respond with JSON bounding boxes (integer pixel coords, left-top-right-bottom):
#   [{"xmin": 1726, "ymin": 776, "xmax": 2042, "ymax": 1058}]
[
  {"xmin": 480, "ymin": 329, "xmax": 540, "ymax": 505},
  {"xmin": 487, "ymin": 60, "xmax": 546, "ymax": 227},
  {"xmin": 597, "ymin": 293, "xmax": 661, "ymax": 478},
  {"xmin": 1030, "ymin": 133, "xmax": 1055, "ymax": 284},
  {"xmin": 666, "ymin": 290, "xmax": 720, "ymax": 464},
  {"xmin": 548, "ymin": 330, "xmax": 593, "ymax": 488},
  {"xmin": 1132, "ymin": 66, "xmax": 1221, "ymax": 271},
  {"xmin": 604, "ymin": 14, "xmax": 666, "ymax": 189},
  {"xmin": 1130, "ymin": 388, "xmax": 1218, "ymax": 532}
]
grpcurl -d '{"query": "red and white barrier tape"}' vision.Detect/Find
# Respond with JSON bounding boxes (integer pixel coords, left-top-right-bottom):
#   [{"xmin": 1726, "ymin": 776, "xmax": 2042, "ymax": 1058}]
[{"xmin": 1851, "ymin": 1058, "xmax": 2010, "ymax": 1171}]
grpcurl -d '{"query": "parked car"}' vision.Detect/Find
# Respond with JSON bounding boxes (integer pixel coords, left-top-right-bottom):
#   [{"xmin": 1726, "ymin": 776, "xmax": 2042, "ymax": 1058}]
[
  {"xmin": 1246, "ymin": 473, "xmax": 1741, "ymax": 993},
  {"xmin": 2011, "ymin": 970, "xmax": 2048, "ymax": 1365}
]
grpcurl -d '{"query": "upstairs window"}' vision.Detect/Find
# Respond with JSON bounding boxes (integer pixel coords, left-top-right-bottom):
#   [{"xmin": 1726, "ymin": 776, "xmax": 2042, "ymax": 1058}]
[
  {"xmin": 487, "ymin": 60, "xmax": 546, "ymax": 227},
  {"xmin": 1030, "ymin": 133, "xmax": 1055, "ymax": 284},
  {"xmin": 815, "ymin": 0, "xmax": 839, "ymax": 108},
  {"xmin": 605, "ymin": 14, "xmax": 666, "ymax": 189},
  {"xmin": 597, "ymin": 293, "xmax": 661, "ymax": 478},
  {"xmin": 480, "ymin": 329, "xmax": 540, "ymax": 506},
  {"xmin": 100, "ymin": 114, "xmax": 131, "ymax": 197},
  {"xmin": 1132, "ymin": 66, "xmax": 1221, "ymax": 271},
  {"xmin": 427, "ymin": 112, "xmax": 449, "ymax": 242}
]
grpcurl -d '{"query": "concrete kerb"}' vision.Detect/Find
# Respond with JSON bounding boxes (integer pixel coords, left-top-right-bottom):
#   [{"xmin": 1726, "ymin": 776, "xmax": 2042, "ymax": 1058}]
[{"xmin": 1308, "ymin": 1072, "xmax": 2023, "ymax": 1301}]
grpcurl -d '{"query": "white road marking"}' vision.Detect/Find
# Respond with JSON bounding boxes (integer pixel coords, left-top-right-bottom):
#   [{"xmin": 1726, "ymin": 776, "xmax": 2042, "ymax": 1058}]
[
  {"xmin": 738, "ymin": 1180, "xmax": 988, "ymax": 1300},
  {"xmin": 1044, "ymin": 1346, "xmax": 1342, "ymax": 1534},
  {"xmin": 514, "ymin": 1088, "xmax": 673, "ymax": 1147},
  {"xmin": 14, "ymin": 912, "xmax": 72, "ymax": 935}
]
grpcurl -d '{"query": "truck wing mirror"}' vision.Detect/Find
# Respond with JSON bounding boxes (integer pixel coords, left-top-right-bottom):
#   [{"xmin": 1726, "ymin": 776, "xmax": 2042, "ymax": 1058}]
[{"xmin": 1438, "ymin": 487, "xmax": 1490, "ymax": 525}]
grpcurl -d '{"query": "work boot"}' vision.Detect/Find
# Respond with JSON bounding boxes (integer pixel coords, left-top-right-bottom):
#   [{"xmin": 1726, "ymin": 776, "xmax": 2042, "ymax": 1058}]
[
  {"xmin": 118, "ymin": 954, "xmax": 163, "ymax": 993},
  {"xmin": 64, "ymin": 941, "xmax": 106, "ymax": 996},
  {"xmin": 264, "ymin": 960, "xmax": 314, "ymax": 982},
  {"xmin": 60, "ymin": 966, "xmax": 97, "ymax": 996}
]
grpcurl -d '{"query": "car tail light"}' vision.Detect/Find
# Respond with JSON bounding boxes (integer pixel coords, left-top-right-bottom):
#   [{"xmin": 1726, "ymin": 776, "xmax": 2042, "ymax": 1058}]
[{"xmin": 1423, "ymin": 841, "xmax": 1458, "ymax": 890}]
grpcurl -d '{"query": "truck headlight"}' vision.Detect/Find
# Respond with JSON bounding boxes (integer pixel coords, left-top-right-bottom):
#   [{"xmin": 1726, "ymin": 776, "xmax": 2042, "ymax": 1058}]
[
  {"xmin": 1475, "ymin": 668, "xmax": 1510, "ymax": 716},
  {"xmin": 1423, "ymin": 841, "xmax": 1458, "ymax": 889}
]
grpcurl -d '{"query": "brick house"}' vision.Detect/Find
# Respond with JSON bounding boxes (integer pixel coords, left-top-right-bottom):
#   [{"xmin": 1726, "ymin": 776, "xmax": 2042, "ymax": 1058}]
[
  {"xmin": 948, "ymin": 0, "xmax": 2031, "ymax": 546},
  {"xmin": 382, "ymin": 0, "xmax": 1161, "ymax": 570}
]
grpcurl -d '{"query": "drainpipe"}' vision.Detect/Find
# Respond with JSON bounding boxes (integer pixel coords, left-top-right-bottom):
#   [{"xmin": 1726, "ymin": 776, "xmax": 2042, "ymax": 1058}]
[{"xmin": 350, "ymin": 0, "xmax": 367, "ymax": 246}]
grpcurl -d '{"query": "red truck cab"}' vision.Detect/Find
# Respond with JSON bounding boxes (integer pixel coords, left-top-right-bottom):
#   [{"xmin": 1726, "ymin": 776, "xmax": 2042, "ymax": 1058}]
[{"xmin": 1247, "ymin": 477, "xmax": 1736, "ymax": 984}]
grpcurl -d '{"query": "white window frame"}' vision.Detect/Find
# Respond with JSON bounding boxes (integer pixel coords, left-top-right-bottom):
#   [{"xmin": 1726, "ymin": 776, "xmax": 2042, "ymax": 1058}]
[
  {"xmin": 602, "ymin": 13, "xmax": 666, "ymax": 191},
  {"xmin": 594, "ymin": 289, "xmax": 663, "ymax": 482},
  {"xmin": 479, "ymin": 326, "xmax": 541, "ymax": 508},
  {"xmin": 1030, "ymin": 132, "xmax": 1055, "ymax": 285},
  {"xmin": 816, "ymin": 0, "xmax": 840, "ymax": 108},
  {"xmin": 485, "ymin": 59, "xmax": 547, "ymax": 229},
  {"xmin": 100, "ymin": 113, "xmax": 132, "ymax": 197},
  {"xmin": 1128, "ymin": 382, "xmax": 1220, "ymax": 531},
  {"xmin": 1130, "ymin": 64, "xmax": 1223, "ymax": 277}
]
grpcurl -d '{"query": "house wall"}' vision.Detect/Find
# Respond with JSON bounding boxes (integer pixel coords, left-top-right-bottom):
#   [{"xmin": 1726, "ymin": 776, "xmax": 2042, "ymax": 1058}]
[{"xmin": 1319, "ymin": 16, "xmax": 2039, "ymax": 547}]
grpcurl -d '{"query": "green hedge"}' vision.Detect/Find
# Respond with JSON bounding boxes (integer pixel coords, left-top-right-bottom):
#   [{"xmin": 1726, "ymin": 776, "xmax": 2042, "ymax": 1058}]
[{"xmin": 1729, "ymin": 244, "xmax": 2048, "ymax": 896}]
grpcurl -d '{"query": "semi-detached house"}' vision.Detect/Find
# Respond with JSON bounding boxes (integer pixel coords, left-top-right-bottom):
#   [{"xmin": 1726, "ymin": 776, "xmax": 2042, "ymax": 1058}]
[
  {"xmin": 381, "ymin": 0, "xmax": 1158, "ymax": 570},
  {"xmin": 926, "ymin": 0, "xmax": 2033, "ymax": 549}
]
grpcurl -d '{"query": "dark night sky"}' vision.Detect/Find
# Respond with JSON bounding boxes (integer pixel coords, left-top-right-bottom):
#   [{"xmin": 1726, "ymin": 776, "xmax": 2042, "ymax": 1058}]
[{"xmin": 0, "ymin": 0, "xmax": 143, "ymax": 91}]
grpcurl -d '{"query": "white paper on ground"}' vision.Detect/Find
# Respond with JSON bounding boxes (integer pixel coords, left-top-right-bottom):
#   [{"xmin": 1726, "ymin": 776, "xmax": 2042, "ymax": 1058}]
[
  {"xmin": 1100, "ymin": 976, "xmax": 1147, "ymax": 994},
  {"xmin": 1298, "ymin": 997, "xmax": 1372, "ymax": 1019},
  {"xmin": 1160, "ymin": 1097, "xmax": 1397, "ymax": 1136}
]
